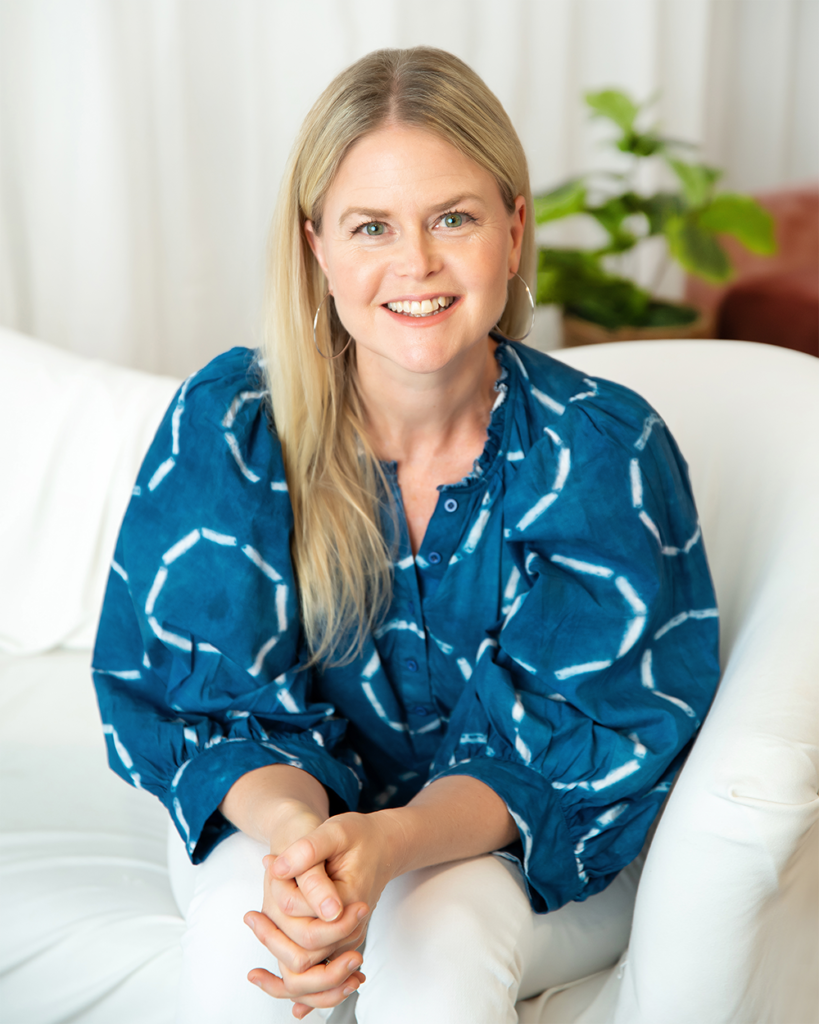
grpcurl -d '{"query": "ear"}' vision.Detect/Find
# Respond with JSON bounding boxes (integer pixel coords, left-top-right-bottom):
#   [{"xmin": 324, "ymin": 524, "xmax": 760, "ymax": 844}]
[
  {"xmin": 304, "ymin": 220, "xmax": 332, "ymax": 288},
  {"xmin": 508, "ymin": 195, "xmax": 526, "ymax": 278}
]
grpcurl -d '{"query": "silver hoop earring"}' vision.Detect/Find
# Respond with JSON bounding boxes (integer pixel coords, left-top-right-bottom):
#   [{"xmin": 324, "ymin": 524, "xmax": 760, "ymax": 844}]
[
  {"xmin": 495, "ymin": 272, "xmax": 536, "ymax": 342},
  {"xmin": 313, "ymin": 294, "xmax": 354, "ymax": 359}
]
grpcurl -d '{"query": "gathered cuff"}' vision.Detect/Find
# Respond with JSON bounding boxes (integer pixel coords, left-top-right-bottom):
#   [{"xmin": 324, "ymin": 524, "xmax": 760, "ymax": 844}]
[
  {"xmin": 428, "ymin": 756, "xmax": 582, "ymax": 912},
  {"xmin": 169, "ymin": 737, "xmax": 363, "ymax": 863}
]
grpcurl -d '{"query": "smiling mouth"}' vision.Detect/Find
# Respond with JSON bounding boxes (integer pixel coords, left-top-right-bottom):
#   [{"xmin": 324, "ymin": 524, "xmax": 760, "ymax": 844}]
[{"xmin": 384, "ymin": 296, "xmax": 456, "ymax": 318}]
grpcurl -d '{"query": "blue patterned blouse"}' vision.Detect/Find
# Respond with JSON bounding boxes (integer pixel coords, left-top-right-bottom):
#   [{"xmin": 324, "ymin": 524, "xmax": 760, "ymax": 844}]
[{"xmin": 92, "ymin": 339, "xmax": 719, "ymax": 913}]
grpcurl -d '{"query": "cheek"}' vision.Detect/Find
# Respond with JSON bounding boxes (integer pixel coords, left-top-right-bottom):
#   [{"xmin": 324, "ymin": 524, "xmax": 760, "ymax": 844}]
[
  {"xmin": 465, "ymin": 234, "xmax": 510, "ymax": 288},
  {"xmin": 328, "ymin": 255, "xmax": 381, "ymax": 306}
]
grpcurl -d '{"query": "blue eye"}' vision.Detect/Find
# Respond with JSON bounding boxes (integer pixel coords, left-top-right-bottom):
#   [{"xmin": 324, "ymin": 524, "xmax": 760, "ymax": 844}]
[
  {"xmin": 443, "ymin": 212, "xmax": 464, "ymax": 227},
  {"xmin": 362, "ymin": 222, "xmax": 385, "ymax": 236}
]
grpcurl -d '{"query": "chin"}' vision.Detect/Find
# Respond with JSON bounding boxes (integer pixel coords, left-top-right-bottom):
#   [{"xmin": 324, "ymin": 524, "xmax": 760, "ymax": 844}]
[{"xmin": 390, "ymin": 342, "xmax": 474, "ymax": 376}]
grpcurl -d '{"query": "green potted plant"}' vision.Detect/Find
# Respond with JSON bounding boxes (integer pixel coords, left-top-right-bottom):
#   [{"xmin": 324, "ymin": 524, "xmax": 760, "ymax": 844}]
[{"xmin": 535, "ymin": 89, "xmax": 776, "ymax": 346}]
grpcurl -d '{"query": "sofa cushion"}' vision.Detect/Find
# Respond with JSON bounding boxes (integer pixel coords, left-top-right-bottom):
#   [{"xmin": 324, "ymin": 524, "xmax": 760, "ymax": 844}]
[{"xmin": 0, "ymin": 649, "xmax": 183, "ymax": 1023}]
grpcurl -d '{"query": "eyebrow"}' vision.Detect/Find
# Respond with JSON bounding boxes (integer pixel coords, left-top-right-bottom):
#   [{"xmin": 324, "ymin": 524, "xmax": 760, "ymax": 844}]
[{"xmin": 337, "ymin": 194, "xmax": 487, "ymax": 227}]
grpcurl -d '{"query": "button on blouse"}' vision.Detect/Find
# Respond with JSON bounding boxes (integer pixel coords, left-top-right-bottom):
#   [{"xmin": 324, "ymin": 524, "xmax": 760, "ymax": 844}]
[{"xmin": 92, "ymin": 339, "xmax": 720, "ymax": 914}]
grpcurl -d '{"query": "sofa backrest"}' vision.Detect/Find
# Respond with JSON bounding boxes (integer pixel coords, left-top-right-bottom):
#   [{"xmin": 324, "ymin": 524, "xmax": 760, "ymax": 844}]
[{"xmin": 0, "ymin": 327, "xmax": 180, "ymax": 653}]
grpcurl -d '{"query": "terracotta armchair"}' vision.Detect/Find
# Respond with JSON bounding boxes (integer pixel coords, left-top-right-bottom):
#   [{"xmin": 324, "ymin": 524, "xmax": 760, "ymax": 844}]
[{"xmin": 686, "ymin": 186, "xmax": 819, "ymax": 357}]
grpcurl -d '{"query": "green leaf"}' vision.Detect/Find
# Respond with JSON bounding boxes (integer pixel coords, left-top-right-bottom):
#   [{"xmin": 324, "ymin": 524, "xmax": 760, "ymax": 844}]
[
  {"xmin": 639, "ymin": 193, "xmax": 685, "ymax": 234},
  {"xmin": 585, "ymin": 89, "xmax": 639, "ymax": 133},
  {"xmin": 589, "ymin": 198, "xmax": 638, "ymax": 253},
  {"xmin": 642, "ymin": 301, "xmax": 698, "ymax": 327},
  {"xmin": 698, "ymin": 193, "xmax": 776, "ymax": 254},
  {"xmin": 617, "ymin": 131, "xmax": 664, "ymax": 158},
  {"xmin": 538, "ymin": 248, "xmax": 602, "ymax": 275},
  {"xmin": 665, "ymin": 213, "xmax": 732, "ymax": 283},
  {"xmin": 665, "ymin": 159, "xmax": 721, "ymax": 208},
  {"xmin": 536, "ymin": 268, "xmax": 564, "ymax": 305},
  {"xmin": 567, "ymin": 277, "xmax": 650, "ymax": 330},
  {"xmin": 533, "ymin": 180, "xmax": 587, "ymax": 224},
  {"xmin": 537, "ymin": 244, "xmax": 653, "ymax": 328}
]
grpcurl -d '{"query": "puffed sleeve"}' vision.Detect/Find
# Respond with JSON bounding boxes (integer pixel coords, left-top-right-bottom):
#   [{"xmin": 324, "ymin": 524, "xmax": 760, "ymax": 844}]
[
  {"xmin": 428, "ymin": 381, "xmax": 720, "ymax": 912},
  {"xmin": 92, "ymin": 347, "xmax": 364, "ymax": 862}
]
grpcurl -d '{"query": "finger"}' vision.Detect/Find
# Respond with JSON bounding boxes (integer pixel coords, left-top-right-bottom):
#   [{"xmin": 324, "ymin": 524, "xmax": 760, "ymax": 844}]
[
  {"xmin": 245, "ymin": 911, "xmax": 325, "ymax": 974},
  {"xmin": 272, "ymin": 826, "xmax": 340, "ymax": 880},
  {"xmin": 268, "ymin": 849, "xmax": 345, "ymax": 924},
  {"xmin": 290, "ymin": 973, "xmax": 366, "ymax": 1018},
  {"xmin": 247, "ymin": 960, "xmax": 363, "ymax": 1002},
  {"xmin": 278, "ymin": 955, "xmax": 364, "ymax": 998},
  {"xmin": 295, "ymin": 862, "xmax": 345, "ymax": 922},
  {"xmin": 263, "ymin": 868, "xmax": 314, "ymax": 919},
  {"xmin": 245, "ymin": 906, "xmax": 366, "ymax": 969}
]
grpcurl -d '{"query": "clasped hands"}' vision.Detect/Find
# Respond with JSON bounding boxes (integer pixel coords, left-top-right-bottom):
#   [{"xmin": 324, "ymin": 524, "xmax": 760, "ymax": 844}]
[{"xmin": 244, "ymin": 809, "xmax": 403, "ymax": 1020}]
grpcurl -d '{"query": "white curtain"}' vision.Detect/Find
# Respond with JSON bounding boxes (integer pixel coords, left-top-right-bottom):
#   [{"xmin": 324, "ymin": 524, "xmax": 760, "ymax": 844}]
[{"xmin": 1, "ymin": 0, "xmax": 816, "ymax": 377}]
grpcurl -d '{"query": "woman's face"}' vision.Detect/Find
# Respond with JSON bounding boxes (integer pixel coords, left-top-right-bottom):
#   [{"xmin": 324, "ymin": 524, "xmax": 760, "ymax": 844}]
[{"xmin": 305, "ymin": 124, "xmax": 525, "ymax": 380}]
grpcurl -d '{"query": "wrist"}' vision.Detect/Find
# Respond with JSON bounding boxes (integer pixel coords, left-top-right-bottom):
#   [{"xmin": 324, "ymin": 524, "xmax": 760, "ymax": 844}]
[
  {"xmin": 219, "ymin": 764, "xmax": 330, "ymax": 847},
  {"xmin": 374, "ymin": 806, "xmax": 418, "ymax": 880},
  {"xmin": 266, "ymin": 798, "xmax": 327, "ymax": 853}
]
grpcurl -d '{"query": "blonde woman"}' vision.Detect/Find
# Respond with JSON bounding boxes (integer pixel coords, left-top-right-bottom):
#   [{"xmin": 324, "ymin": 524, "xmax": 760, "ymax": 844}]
[{"xmin": 93, "ymin": 48, "xmax": 719, "ymax": 1023}]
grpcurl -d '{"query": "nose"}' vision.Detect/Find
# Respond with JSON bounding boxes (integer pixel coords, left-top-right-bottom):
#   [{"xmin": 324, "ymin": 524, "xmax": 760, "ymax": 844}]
[{"xmin": 394, "ymin": 227, "xmax": 442, "ymax": 280}]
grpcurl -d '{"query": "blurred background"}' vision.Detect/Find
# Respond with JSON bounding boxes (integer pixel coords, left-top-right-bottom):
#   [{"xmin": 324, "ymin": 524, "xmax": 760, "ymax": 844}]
[{"xmin": 0, "ymin": 0, "xmax": 817, "ymax": 377}]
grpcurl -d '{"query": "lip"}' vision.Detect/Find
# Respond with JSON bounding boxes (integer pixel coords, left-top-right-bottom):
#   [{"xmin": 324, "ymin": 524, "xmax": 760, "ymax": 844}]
[{"xmin": 380, "ymin": 295, "xmax": 461, "ymax": 326}]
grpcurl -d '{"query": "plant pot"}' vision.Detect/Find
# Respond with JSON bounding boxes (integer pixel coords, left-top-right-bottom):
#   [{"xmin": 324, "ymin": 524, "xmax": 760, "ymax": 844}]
[{"xmin": 561, "ymin": 307, "xmax": 716, "ymax": 348}]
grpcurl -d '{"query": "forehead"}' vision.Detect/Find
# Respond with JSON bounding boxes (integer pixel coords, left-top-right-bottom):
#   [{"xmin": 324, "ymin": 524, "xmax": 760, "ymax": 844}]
[{"xmin": 325, "ymin": 124, "xmax": 502, "ymax": 215}]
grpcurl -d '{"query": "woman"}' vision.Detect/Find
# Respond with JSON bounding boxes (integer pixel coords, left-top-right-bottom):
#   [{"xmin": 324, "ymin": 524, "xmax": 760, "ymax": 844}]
[{"xmin": 93, "ymin": 47, "xmax": 719, "ymax": 1023}]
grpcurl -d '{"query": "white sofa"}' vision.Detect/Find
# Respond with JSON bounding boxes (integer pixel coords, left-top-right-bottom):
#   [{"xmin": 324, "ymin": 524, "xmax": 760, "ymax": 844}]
[{"xmin": 1, "ymin": 326, "xmax": 817, "ymax": 1024}]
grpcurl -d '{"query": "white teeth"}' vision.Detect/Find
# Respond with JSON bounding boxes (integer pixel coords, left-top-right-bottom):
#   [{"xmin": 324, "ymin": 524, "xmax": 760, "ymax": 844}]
[{"xmin": 386, "ymin": 296, "xmax": 454, "ymax": 317}]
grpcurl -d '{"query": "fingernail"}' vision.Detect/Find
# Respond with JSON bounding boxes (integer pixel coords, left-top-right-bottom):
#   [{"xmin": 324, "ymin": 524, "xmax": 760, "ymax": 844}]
[
  {"xmin": 345, "ymin": 958, "xmax": 358, "ymax": 973},
  {"xmin": 320, "ymin": 897, "xmax": 341, "ymax": 920},
  {"xmin": 244, "ymin": 915, "xmax": 256, "ymax": 933},
  {"xmin": 343, "ymin": 985, "xmax": 356, "ymax": 996},
  {"xmin": 249, "ymin": 975, "xmax": 262, "ymax": 988},
  {"xmin": 356, "ymin": 906, "xmax": 367, "ymax": 920},
  {"xmin": 274, "ymin": 856, "xmax": 290, "ymax": 875}
]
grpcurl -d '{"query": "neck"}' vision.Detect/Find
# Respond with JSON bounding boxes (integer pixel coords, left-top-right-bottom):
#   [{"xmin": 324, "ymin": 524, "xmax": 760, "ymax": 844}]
[{"xmin": 357, "ymin": 337, "xmax": 500, "ymax": 464}]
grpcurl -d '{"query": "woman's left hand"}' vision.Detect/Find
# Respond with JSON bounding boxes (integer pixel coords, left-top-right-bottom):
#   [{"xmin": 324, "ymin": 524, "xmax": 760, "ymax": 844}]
[
  {"xmin": 245, "ymin": 810, "xmax": 405, "ymax": 1017},
  {"xmin": 273, "ymin": 809, "xmax": 403, "ymax": 919}
]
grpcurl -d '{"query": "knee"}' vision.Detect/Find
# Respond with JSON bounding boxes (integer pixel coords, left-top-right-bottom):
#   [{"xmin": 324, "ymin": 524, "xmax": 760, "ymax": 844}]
[
  {"xmin": 184, "ymin": 831, "xmax": 267, "ymax": 925},
  {"xmin": 366, "ymin": 855, "xmax": 531, "ymax": 974}
]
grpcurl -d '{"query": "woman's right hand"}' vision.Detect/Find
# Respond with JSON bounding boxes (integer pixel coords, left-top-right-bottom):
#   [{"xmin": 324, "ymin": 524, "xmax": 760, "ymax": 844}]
[
  {"xmin": 243, "ymin": 801, "xmax": 370, "ymax": 1016},
  {"xmin": 219, "ymin": 766, "xmax": 369, "ymax": 1013},
  {"xmin": 245, "ymin": 899, "xmax": 367, "ymax": 1019}
]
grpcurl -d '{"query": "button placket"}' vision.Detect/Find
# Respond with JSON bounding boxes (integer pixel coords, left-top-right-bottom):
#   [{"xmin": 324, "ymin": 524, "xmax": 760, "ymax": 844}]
[{"xmin": 385, "ymin": 493, "xmax": 436, "ymax": 731}]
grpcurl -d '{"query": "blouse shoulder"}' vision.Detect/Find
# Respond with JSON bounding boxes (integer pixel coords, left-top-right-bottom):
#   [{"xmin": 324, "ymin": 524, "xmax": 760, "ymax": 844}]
[
  {"xmin": 504, "ymin": 340, "xmax": 657, "ymax": 444},
  {"xmin": 131, "ymin": 346, "xmax": 285, "ymax": 500},
  {"xmin": 501, "ymin": 340, "xmax": 697, "ymax": 554}
]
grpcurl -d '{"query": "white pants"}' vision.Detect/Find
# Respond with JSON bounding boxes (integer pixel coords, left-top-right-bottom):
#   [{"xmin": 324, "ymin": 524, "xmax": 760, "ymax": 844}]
[{"xmin": 168, "ymin": 826, "xmax": 641, "ymax": 1024}]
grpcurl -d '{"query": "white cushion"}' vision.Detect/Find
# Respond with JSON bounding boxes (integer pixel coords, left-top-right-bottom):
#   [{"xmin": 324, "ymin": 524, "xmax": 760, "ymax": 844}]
[
  {"xmin": 0, "ymin": 649, "xmax": 182, "ymax": 1024},
  {"xmin": 0, "ymin": 328, "xmax": 180, "ymax": 653}
]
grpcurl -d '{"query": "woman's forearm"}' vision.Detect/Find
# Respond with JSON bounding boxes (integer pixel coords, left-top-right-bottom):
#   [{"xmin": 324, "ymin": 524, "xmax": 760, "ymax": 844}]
[
  {"xmin": 380, "ymin": 775, "xmax": 518, "ymax": 878},
  {"xmin": 219, "ymin": 764, "xmax": 330, "ymax": 849}
]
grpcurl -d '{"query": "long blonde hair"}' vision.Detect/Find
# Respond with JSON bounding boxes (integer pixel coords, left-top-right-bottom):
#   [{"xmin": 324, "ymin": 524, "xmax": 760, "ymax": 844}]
[{"xmin": 264, "ymin": 46, "xmax": 534, "ymax": 665}]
